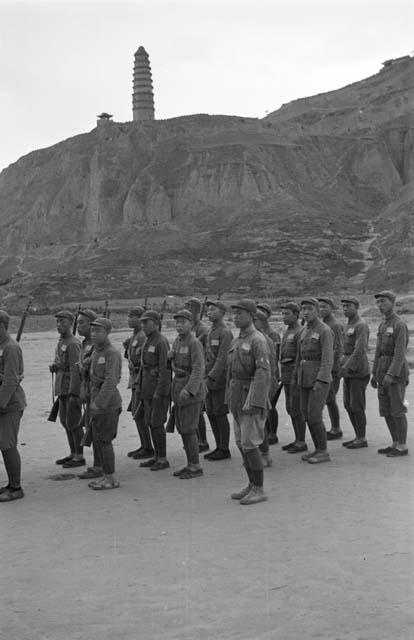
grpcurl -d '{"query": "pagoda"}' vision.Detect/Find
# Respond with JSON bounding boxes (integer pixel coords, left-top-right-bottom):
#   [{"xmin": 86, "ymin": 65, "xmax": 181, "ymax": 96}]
[{"xmin": 132, "ymin": 46, "xmax": 155, "ymax": 121}]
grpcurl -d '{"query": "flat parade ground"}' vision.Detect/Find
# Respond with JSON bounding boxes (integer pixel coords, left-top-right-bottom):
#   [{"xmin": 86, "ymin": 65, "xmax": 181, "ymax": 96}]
[{"xmin": 1, "ymin": 328, "xmax": 413, "ymax": 640}]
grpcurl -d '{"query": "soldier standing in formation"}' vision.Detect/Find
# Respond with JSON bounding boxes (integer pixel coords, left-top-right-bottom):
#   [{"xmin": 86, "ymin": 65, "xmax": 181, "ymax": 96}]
[
  {"xmin": 204, "ymin": 300, "xmax": 233, "ymax": 461},
  {"xmin": 294, "ymin": 298, "xmax": 334, "ymax": 464},
  {"xmin": 88, "ymin": 317, "xmax": 122, "ymax": 490},
  {"xmin": 372, "ymin": 291, "xmax": 409, "ymax": 457},
  {"xmin": 339, "ymin": 297, "xmax": 370, "ymax": 449},
  {"xmin": 51, "ymin": 310, "xmax": 84, "ymax": 468},
  {"xmin": 126, "ymin": 307, "xmax": 154, "ymax": 460},
  {"xmin": 318, "ymin": 298, "xmax": 344, "ymax": 441},
  {"xmin": 0, "ymin": 311, "xmax": 26, "ymax": 502},
  {"xmin": 279, "ymin": 302, "xmax": 307, "ymax": 454},
  {"xmin": 76, "ymin": 308, "xmax": 104, "ymax": 480},
  {"xmin": 137, "ymin": 310, "xmax": 171, "ymax": 471},
  {"xmin": 257, "ymin": 302, "xmax": 280, "ymax": 444},
  {"xmin": 185, "ymin": 297, "xmax": 210, "ymax": 452},
  {"xmin": 227, "ymin": 300, "xmax": 270, "ymax": 505},
  {"xmin": 170, "ymin": 309, "xmax": 206, "ymax": 479}
]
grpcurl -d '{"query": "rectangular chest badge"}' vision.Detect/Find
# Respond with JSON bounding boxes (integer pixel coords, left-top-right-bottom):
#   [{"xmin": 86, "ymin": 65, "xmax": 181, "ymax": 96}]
[
  {"xmin": 0, "ymin": 350, "xmax": 3, "ymax": 357},
  {"xmin": 148, "ymin": 345, "xmax": 156, "ymax": 353},
  {"xmin": 311, "ymin": 333, "xmax": 320, "ymax": 340},
  {"xmin": 241, "ymin": 343, "xmax": 251, "ymax": 351},
  {"xmin": 347, "ymin": 328, "xmax": 355, "ymax": 335},
  {"xmin": 179, "ymin": 346, "xmax": 189, "ymax": 354},
  {"xmin": 97, "ymin": 357, "xmax": 105, "ymax": 364},
  {"xmin": 61, "ymin": 345, "xmax": 67, "ymax": 352},
  {"xmin": 386, "ymin": 328, "xmax": 394, "ymax": 335},
  {"xmin": 132, "ymin": 340, "xmax": 138, "ymax": 347},
  {"xmin": 287, "ymin": 334, "xmax": 294, "ymax": 342},
  {"xmin": 211, "ymin": 339, "xmax": 219, "ymax": 346}
]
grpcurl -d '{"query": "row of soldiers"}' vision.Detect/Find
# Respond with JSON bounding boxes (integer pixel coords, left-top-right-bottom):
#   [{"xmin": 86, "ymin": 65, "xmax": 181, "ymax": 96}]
[{"xmin": 0, "ymin": 289, "xmax": 409, "ymax": 504}]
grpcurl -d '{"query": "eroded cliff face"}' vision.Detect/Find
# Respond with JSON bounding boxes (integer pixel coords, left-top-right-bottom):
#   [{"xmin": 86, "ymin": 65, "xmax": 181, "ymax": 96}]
[{"xmin": 0, "ymin": 58, "xmax": 413, "ymax": 306}]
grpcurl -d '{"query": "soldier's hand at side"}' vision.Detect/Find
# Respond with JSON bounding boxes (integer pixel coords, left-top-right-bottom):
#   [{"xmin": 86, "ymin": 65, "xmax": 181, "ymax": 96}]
[
  {"xmin": 382, "ymin": 374, "xmax": 394, "ymax": 388},
  {"xmin": 49, "ymin": 364, "xmax": 57, "ymax": 373},
  {"xmin": 90, "ymin": 401, "xmax": 98, "ymax": 413},
  {"xmin": 370, "ymin": 376, "xmax": 378, "ymax": 389},
  {"xmin": 312, "ymin": 380, "xmax": 326, "ymax": 392},
  {"xmin": 179, "ymin": 389, "xmax": 191, "ymax": 401}
]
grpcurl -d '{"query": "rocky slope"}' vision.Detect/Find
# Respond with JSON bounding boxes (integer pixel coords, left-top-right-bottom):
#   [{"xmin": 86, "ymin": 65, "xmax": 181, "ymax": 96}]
[{"xmin": 0, "ymin": 56, "xmax": 413, "ymax": 308}]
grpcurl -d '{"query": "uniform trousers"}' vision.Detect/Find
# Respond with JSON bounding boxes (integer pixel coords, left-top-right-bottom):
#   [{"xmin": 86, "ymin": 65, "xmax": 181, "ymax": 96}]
[{"xmin": 300, "ymin": 384, "xmax": 330, "ymax": 451}]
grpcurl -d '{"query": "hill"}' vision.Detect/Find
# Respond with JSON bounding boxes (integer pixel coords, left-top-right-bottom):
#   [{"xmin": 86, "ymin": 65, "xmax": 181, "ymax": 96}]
[{"xmin": 0, "ymin": 56, "xmax": 413, "ymax": 308}]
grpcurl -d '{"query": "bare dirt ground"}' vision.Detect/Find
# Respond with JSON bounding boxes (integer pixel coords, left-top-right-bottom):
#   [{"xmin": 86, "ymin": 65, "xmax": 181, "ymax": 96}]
[{"xmin": 1, "ymin": 329, "xmax": 413, "ymax": 640}]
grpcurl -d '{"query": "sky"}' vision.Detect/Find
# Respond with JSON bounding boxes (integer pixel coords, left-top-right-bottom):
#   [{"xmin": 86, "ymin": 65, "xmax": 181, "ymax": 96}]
[{"xmin": 0, "ymin": 0, "xmax": 413, "ymax": 171}]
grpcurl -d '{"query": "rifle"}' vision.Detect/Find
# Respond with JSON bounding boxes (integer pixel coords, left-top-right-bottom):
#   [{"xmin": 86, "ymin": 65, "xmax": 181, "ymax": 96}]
[
  {"xmin": 80, "ymin": 403, "xmax": 92, "ymax": 447},
  {"xmin": 72, "ymin": 303, "xmax": 82, "ymax": 335},
  {"xmin": 200, "ymin": 295, "xmax": 208, "ymax": 321},
  {"xmin": 165, "ymin": 404, "xmax": 175, "ymax": 433},
  {"xmin": 159, "ymin": 297, "xmax": 167, "ymax": 330},
  {"xmin": 16, "ymin": 299, "xmax": 32, "ymax": 342},
  {"xmin": 143, "ymin": 296, "xmax": 148, "ymax": 311},
  {"xmin": 104, "ymin": 300, "xmax": 110, "ymax": 319},
  {"xmin": 47, "ymin": 372, "xmax": 60, "ymax": 422}
]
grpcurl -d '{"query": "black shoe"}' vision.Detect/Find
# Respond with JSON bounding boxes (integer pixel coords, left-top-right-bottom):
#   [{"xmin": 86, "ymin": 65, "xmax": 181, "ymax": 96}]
[
  {"xmin": 346, "ymin": 440, "xmax": 368, "ymax": 449},
  {"xmin": 56, "ymin": 455, "xmax": 73, "ymax": 465},
  {"xmin": 140, "ymin": 458, "xmax": 157, "ymax": 468},
  {"xmin": 150, "ymin": 460, "xmax": 170, "ymax": 471},
  {"xmin": 0, "ymin": 487, "xmax": 24, "ymax": 502},
  {"xmin": 198, "ymin": 443, "xmax": 210, "ymax": 453},
  {"xmin": 62, "ymin": 458, "xmax": 86, "ymax": 468},
  {"xmin": 173, "ymin": 466, "xmax": 189, "ymax": 477},
  {"xmin": 204, "ymin": 448, "xmax": 218, "ymax": 459},
  {"xmin": 268, "ymin": 434, "xmax": 279, "ymax": 445},
  {"xmin": 0, "ymin": 485, "xmax": 10, "ymax": 494},
  {"xmin": 282, "ymin": 441, "xmax": 297, "ymax": 451},
  {"xmin": 378, "ymin": 446, "xmax": 396, "ymax": 454},
  {"xmin": 208, "ymin": 449, "xmax": 231, "ymax": 461},
  {"xmin": 287, "ymin": 443, "xmax": 308, "ymax": 454},
  {"xmin": 127, "ymin": 448, "xmax": 142, "ymax": 458},
  {"xmin": 326, "ymin": 431, "xmax": 343, "ymax": 440},
  {"xmin": 133, "ymin": 448, "xmax": 155, "ymax": 460},
  {"xmin": 386, "ymin": 448, "xmax": 408, "ymax": 457},
  {"xmin": 342, "ymin": 439, "xmax": 356, "ymax": 447}
]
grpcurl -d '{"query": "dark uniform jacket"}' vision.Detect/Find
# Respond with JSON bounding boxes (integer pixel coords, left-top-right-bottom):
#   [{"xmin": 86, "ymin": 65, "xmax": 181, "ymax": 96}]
[
  {"xmin": 324, "ymin": 315, "xmax": 344, "ymax": 374},
  {"xmin": 264, "ymin": 333, "xmax": 278, "ymax": 400},
  {"xmin": 89, "ymin": 340, "xmax": 122, "ymax": 413},
  {"xmin": 280, "ymin": 323, "xmax": 301, "ymax": 385},
  {"xmin": 171, "ymin": 333, "xmax": 206, "ymax": 406},
  {"xmin": 205, "ymin": 322, "xmax": 233, "ymax": 390},
  {"xmin": 295, "ymin": 319, "xmax": 334, "ymax": 388},
  {"xmin": 128, "ymin": 330, "xmax": 146, "ymax": 389},
  {"xmin": 0, "ymin": 336, "xmax": 26, "ymax": 413},
  {"xmin": 53, "ymin": 335, "xmax": 81, "ymax": 397},
  {"xmin": 79, "ymin": 336, "xmax": 94, "ymax": 403},
  {"xmin": 372, "ymin": 313, "xmax": 409, "ymax": 384},
  {"xmin": 265, "ymin": 326, "xmax": 281, "ymax": 380},
  {"xmin": 341, "ymin": 318, "xmax": 370, "ymax": 378},
  {"xmin": 138, "ymin": 331, "xmax": 171, "ymax": 400},
  {"xmin": 226, "ymin": 326, "xmax": 270, "ymax": 413},
  {"xmin": 193, "ymin": 319, "xmax": 208, "ymax": 349}
]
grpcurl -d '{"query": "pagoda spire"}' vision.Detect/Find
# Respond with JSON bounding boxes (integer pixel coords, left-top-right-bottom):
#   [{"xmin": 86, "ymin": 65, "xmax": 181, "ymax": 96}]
[{"xmin": 132, "ymin": 46, "xmax": 155, "ymax": 121}]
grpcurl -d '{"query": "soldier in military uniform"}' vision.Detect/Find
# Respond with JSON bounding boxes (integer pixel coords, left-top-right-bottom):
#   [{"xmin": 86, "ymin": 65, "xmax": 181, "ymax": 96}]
[
  {"xmin": 227, "ymin": 299, "xmax": 270, "ymax": 505},
  {"xmin": 184, "ymin": 297, "xmax": 210, "ymax": 452},
  {"xmin": 50, "ymin": 310, "xmax": 83, "ymax": 468},
  {"xmin": 204, "ymin": 300, "xmax": 233, "ymax": 461},
  {"xmin": 294, "ymin": 298, "xmax": 334, "ymax": 464},
  {"xmin": 339, "ymin": 297, "xmax": 370, "ymax": 449},
  {"xmin": 75, "ymin": 309, "xmax": 104, "ymax": 480},
  {"xmin": 318, "ymin": 298, "xmax": 344, "ymax": 440},
  {"xmin": 0, "ymin": 311, "xmax": 26, "ymax": 502},
  {"xmin": 254, "ymin": 309, "xmax": 278, "ymax": 467},
  {"xmin": 137, "ymin": 310, "xmax": 171, "ymax": 471},
  {"xmin": 87, "ymin": 317, "xmax": 123, "ymax": 490},
  {"xmin": 126, "ymin": 307, "xmax": 154, "ymax": 460},
  {"xmin": 257, "ymin": 302, "xmax": 280, "ymax": 444},
  {"xmin": 280, "ymin": 302, "xmax": 307, "ymax": 454},
  {"xmin": 170, "ymin": 309, "xmax": 206, "ymax": 479},
  {"xmin": 371, "ymin": 291, "xmax": 409, "ymax": 457}
]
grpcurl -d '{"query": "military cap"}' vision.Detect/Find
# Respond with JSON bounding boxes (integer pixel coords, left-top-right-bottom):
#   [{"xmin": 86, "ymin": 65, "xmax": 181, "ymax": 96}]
[
  {"xmin": 90, "ymin": 317, "xmax": 112, "ymax": 332},
  {"xmin": 317, "ymin": 297, "xmax": 335, "ymax": 308},
  {"xmin": 205, "ymin": 299, "xmax": 227, "ymax": 313},
  {"xmin": 254, "ymin": 309, "xmax": 268, "ymax": 322},
  {"xmin": 173, "ymin": 309, "xmax": 193, "ymax": 322},
  {"xmin": 0, "ymin": 310, "xmax": 10, "ymax": 326},
  {"xmin": 55, "ymin": 310, "xmax": 74, "ymax": 321},
  {"xmin": 141, "ymin": 310, "xmax": 160, "ymax": 323},
  {"xmin": 231, "ymin": 299, "xmax": 257, "ymax": 314},
  {"xmin": 374, "ymin": 290, "xmax": 396, "ymax": 303},
  {"xmin": 256, "ymin": 302, "xmax": 272, "ymax": 317},
  {"xmin": 128, "ymin": 306, "xmax": 145, "ymax": 318},
  {"xmin": 185, "ymin": 297, "xmax": 202, "ymax": 311},
  {"xmin": 301, "ymin": 297, "xmax": 320, "ymax": 309},
  {"xmin": 340, "ymin": 296, "xmax": 359, "ymax": 307},
  {"xmin": 78, "ymin": 308, "xmax": 98, "ymax": 322},
  {"xmin": 281, "ymin": 302, "xmax": 300, "ymax": 314}
]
